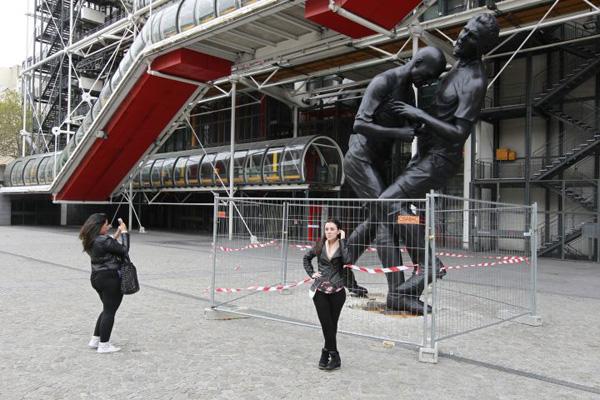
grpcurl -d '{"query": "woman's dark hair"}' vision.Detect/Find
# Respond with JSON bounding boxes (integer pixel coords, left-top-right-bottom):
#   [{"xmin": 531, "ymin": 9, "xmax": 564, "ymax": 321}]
[
  {"xmin": 79, "ymin": 213, "xmax": 108, "ymax": 253},
  {"xmin": 314, "ymin": 218, "xmax": 342, "ymax": 256}
]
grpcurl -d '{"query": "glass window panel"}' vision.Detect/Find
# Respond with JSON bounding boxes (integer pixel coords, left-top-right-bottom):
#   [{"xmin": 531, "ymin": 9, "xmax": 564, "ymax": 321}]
[
  {"xmin": 196, "ymin": 0, "xmax": 216, "ymax": 23},
  {"xmin": 245, "ymin": 149, "xmax": 263, "ymax": 184},
  {"xmin": 281, "ymin": 144, "xmax": 304, "ymax": 183},
  {"xmin": 132, "ymin": 169, "xmax": 141, "ymax": 189},
  {"xmin": 31, "ymin": 158, "xmax": 43, "ymax": 185},
  {"xmin": 141, "ymin": 160, "xmax": 154, "ymax": 188},
  {"xmin": 186, "ymin": 155, "xmax": 203, "ymax": 186},
  {"xmin": 213, "ymin": 152, "xmax": 230, "ymax": 186},
  {"xmin": 11, "ymin": 161, "xmax": 24, "ymax": 186},
  {"xmin": 161, "ymin": 158, "xmax": 176, "ymax": 187},
  {"xmin": 173, "ymin": 156, "xmax": 188, "ymax": 187},
  {"xmin": 304, "ymin": 142, "xmax": 342, "ymax": 185},
  {"xmin": 263, "ymin": 147, "xmax": 283, "ymax": 183},
  {"xmin": 233, "ymin": 150, "xmax": 247, "ymax": 185},
  {"xmin": 151, "ymin": 159, "xmax": 164, "ymax": 187},
  {"xmin": 217, "ymin": 0, "xmax": 238, "ymax": 16},
  {"xmin": 37, "ymin": 157, "xmax": 50, "ymax": 184},
  {"xmin": 200, "ymin": 154, "xmax": 217, "ymax": 186},
  {"xmin": 179, "ymin": 0, "xmax": 197, "ymax": 32},
  {"xmin": 160, "ymin": 4, "xmax": 179, "ymax": 39},
  {"xmin": 22, "ymin": 159, "xmax": 34, "ymax": 185},
  {"xmin": 44, "ymin": 157, "xmax": 54, "ymax": 183}
]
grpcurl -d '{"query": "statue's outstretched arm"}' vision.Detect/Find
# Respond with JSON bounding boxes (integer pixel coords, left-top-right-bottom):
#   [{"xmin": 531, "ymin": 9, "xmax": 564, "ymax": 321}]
[
  {"xmin": 392, "ymin": 101, "xmax": 472, "ymax": 142},
  {"xmin": 353, "ymin": 119, "xmax": 414, "ymax": 141}
]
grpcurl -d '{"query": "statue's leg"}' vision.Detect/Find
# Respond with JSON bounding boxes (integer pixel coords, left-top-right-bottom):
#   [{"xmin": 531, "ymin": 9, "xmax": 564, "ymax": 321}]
[
  {"xmin": 376, "ymin": 223, "xmax": 405, "ymax": 302},
  {"xmin": 345, "ymin": 217, "xmax": 377, "ymax": 296},
  {"xmin": 376, "ymin": 156, "xmax": 451, "ymax": 313},
  {"xmin": 343, "ymin": 152, "xmax": 387, "ymax": 296}
]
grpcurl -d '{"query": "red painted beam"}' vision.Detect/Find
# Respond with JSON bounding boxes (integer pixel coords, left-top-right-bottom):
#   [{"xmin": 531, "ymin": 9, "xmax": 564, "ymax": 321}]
[
  {"xmin": 56, "ymin": 49, "xmax": 231, "ymax": 200},
  {"xmin": 305, "ymin": 0, "xmax": 421, "ymax": 38}
]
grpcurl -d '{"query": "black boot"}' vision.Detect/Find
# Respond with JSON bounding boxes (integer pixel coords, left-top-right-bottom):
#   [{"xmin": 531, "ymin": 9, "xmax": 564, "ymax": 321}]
[
  {"xmin": 324, "ymin": 351, "xmax": 341, "ymax": 371},
  {"xmin": 345, "ymin": 267, "xmax": 368, "ymax": 297},
  {"xmin": 318, "ymin": 348, "xmax": 329, "ymax": 369},
  {"xmin": 387, "ymin": 259, "xmax": 447, "ymax": 314}
]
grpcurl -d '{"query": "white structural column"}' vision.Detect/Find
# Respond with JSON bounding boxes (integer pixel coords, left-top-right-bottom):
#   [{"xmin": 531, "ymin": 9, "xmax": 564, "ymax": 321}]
[
  {"xmin": 0, "ymin": 194, "xmax": 10, "ymax": 225},
  {"xmin": 410, "ymin": 25, "xmax": 422, "ymax": 158},
  {"xmin": 293, "ymin": 106, "xmax": 298, "ymax": 138},
  {"xmin": 60, "ymin": 203, "xmax": 68, "ymax": 226},
  {"xmin": 228, "ymin": 77, "xmax": 238, "ymax": 240},
  {"xmin": 462, "ymin": 121, "xmax": 477, "ymax": 250}
]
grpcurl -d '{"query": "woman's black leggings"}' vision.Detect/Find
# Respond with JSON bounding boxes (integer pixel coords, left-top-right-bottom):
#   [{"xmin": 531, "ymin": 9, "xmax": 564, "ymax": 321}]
[
  {"xmin": 313, "ymin": 290, "xmax": 346, "ymax": 352},
  {"xmin": 91, "ymin": 270, "xmax": 123, "ymax": 342}
]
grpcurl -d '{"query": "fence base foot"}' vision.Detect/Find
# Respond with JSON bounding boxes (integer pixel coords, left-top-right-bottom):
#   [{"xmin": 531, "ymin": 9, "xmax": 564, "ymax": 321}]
[
  {"xmin": 418, "ymin": 344, "xmax": 438, "ymax": 364},
  {"xmin": 497, "ymin": 310, "xmax": 543, "ymax": 326},
  {"xmin": 518, "ymin": 314, "xmax": 543, "ymax": 326},
  {"xmin": 204, "ymin": 306, "xmax": 250, "ymax": 320}
]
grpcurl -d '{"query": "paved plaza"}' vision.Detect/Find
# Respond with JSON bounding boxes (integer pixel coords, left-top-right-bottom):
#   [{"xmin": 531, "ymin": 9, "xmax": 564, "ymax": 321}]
[{"xmin": 1, "ymin": 225, "xmax": 600, "ymax": 399}]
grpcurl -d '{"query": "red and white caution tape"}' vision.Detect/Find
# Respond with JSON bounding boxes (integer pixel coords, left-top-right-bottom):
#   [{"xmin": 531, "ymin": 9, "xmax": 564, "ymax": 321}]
[
  {"xmin": 344, "ymin": 256, "xmax": 527, "ymax": 274},
  {"xmin": 218, "ymin": 239, "xmax": 278, "ymax": 252},
  {"xmin": 436, "ymin": 252, "xmax": 525, "ymax": 260},
  {"xmin": 443, "ymin": 256, "xmax": 527, "ymax": 271},
  {"xmin": 215, "ymin": 277, "xmax": 313, "ymax": 293},
  {"xmin": 344, "ymin": 264, "xmax": 413, "ymax": 274},
  {"xmin": 219, "ymin": 240, "xmax": 528, "ymax": 267}
]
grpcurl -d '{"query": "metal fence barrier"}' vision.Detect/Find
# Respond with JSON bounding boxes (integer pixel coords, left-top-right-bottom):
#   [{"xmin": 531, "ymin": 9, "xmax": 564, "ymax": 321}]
[{"xmin": 208, "ymin": 193, "xmax": 540, "ymax": 361}]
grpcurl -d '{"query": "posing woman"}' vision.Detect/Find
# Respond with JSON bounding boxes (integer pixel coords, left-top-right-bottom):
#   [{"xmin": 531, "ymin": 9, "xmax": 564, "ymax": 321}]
[
  {"xmin": 303, "ymin": 218, "xmax": 351, "ymax": 371},
  {"xmin": 79, "ymin": 213, "xmax": 129, "ymax": 353}
]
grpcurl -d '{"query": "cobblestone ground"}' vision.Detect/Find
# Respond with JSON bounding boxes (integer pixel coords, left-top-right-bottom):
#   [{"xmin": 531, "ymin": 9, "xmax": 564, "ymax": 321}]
[{"xmin": 1, "ymin": 226, "xmax": 600, "ymax": 399}]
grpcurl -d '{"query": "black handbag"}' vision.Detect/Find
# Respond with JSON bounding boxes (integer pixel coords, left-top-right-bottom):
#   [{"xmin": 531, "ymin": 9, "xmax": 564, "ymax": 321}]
[{"xmin": 120, "ymin": 255, "xmax": 140, "ymax": 295}]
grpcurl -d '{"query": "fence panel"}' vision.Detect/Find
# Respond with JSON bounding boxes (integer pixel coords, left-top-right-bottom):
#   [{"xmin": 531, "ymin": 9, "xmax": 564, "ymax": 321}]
[
  {"xmin": 430, "ymin": 194, "xmax": 535, "ymax": 342},
  {"xmin": 209, "ymin": 195, "xmax": 539, "ymax": 353},
  {"xmin": 211, "ymin": 196, "xmax": 430, "ymax": 346}
]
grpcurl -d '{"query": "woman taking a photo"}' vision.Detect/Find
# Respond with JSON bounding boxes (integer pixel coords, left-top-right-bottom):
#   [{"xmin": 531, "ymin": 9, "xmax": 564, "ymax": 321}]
[
  {"xmin": 79, "ymin": 214, "xmax": 129, "ymax": 354},
  {"xmin": 303, "ymin": 218, "xmax": 351, "ymax": 371}
]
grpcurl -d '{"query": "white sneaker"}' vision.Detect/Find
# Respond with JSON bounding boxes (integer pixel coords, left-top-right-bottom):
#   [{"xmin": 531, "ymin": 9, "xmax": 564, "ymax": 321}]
[
  {"xmin": 88, "ymin": 336, "xmax": 100, "ymax": 349},
  {"xmin": 97, "ymin": 342, "xmax": 121, "ymax": 353}
]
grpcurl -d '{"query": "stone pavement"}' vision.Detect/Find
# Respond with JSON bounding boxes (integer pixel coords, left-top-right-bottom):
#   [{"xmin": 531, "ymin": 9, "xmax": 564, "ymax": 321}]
[{"xmin": 1, "ymin": 225, "xmax": 600, "ymax": 399}]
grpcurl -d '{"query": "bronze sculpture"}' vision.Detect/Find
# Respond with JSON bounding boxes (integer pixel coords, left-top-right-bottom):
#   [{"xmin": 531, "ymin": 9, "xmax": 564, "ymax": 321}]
[{"xmin": 346, "ymin": 14, "xmax": 500, "ymax": 314}]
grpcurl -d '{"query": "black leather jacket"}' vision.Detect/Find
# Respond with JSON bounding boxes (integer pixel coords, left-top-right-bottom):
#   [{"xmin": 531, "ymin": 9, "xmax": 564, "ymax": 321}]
[
  {"xmin": 303, "ymin": 239, "xmax": 351, "ymax": 291},
  {"xmin": 88, "ymin": 233, "xmax": 130, "ymax": 273}
]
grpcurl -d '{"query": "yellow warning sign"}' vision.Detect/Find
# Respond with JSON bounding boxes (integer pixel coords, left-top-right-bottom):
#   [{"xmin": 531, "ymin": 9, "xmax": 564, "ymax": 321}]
[{"xmin": 397, "ymin": 215, "xmax": 420, "ymax": 225}]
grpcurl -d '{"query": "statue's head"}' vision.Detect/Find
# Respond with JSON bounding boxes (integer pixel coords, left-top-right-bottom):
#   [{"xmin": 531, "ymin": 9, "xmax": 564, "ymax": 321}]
[
  {"xmin": 410, "ymin": 46, "xmax": 447, "ymax": 88},
  {"xmin": 454, "ymin": 13, "xmax": 500, "ymax": 60}
]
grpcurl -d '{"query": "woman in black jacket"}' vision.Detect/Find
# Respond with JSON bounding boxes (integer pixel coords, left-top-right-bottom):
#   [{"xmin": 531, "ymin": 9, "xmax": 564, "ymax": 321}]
[
  {"xmin": 303, "ymin": 218, "xmax": 351, "ymax": 371},
  {"xmin": 79, "ymin": 213, "xmax": 129, "ymax": 354}
]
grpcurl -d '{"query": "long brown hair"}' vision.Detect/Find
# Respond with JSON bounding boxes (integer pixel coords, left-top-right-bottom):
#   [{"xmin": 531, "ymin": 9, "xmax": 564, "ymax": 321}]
[
  {"xmin": 314, "ymin": 218, "xmax": 342, "ymax": 256},
  {"xmin": 79, "ymin": 213, "xmax": 108, "ymax": 253}
]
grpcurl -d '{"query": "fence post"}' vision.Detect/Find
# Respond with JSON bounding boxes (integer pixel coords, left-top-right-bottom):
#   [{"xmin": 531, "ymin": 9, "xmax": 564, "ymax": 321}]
[
  {"xmin": 523, "ymin": 202, "xmax": 542, "ymax": 326},
  {"xmin": 210, "ymin": 194, "xmax": 220, "ymax": 308},
  {"xmin": 419, "ymin": 191, "xmax": 438, "ymax": 363},
  {"xmin": 280, "ymin": 201, "xmax": 290, "ymax": 287}
]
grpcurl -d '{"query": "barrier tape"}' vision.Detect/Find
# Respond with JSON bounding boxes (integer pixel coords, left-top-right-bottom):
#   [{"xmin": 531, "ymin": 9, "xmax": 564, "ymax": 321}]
[
  {"xmin": 219, "ymin": 240, "xmax": 527, "ymax": 262},
  {"xmin": 214, "ymin": 257, "xmax": 527, "ymax": 294},
  {"xmin": 218, "ymin": 240, "xmax": 278, "ymax": 252},
  {"xmin": 344, "ymin": 264, "xmax": 413, "ymax": 274},
  {"xmin": 443, "ymin": 257, "xmax": 527, "ymax": 271},
  {"xmin": 344, "ymin": 256, "xmax": 528, "ymax": 274},
  {"xmin": 215, "ymin": 277, "xmax": 313, "ymax": 293}
]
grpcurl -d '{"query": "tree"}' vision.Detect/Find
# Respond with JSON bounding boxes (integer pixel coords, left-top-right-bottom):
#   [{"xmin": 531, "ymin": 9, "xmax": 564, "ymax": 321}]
[{"xmin": 0, "ymin": 89, "xmax": 23, "ymax": 158}]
